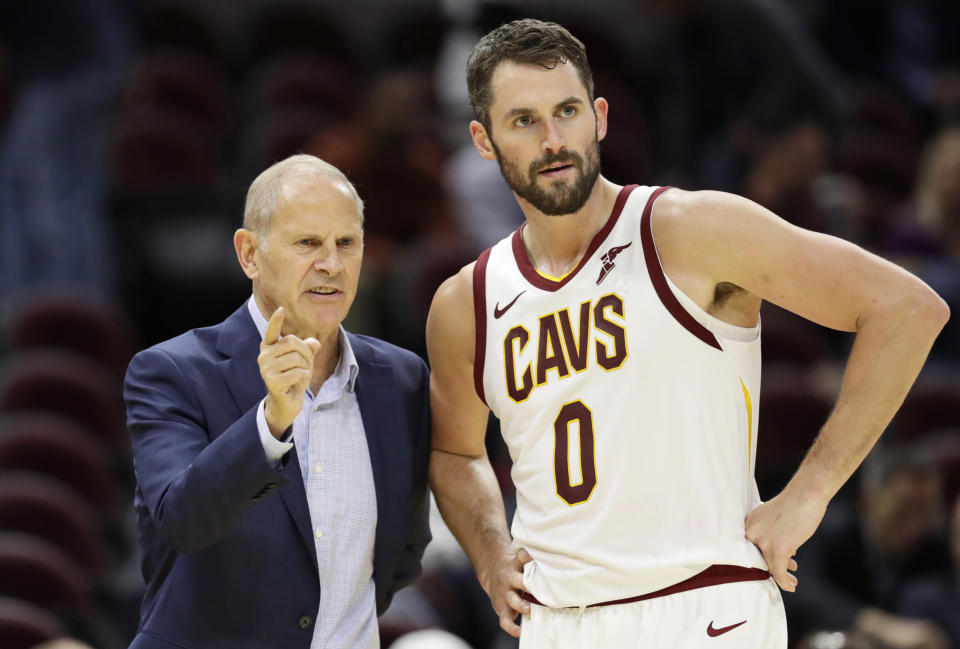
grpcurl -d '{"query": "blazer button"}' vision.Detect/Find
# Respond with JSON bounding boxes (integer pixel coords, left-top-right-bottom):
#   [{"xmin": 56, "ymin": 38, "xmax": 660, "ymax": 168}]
[{"xmin": 298, "ymin": 615, "xmax": 312, "ymax": 629}]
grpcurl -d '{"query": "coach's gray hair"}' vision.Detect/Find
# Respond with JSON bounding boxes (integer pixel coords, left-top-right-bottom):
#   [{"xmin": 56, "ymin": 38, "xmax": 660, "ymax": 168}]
[{"xmin": 243, "ymin": 154, "xmax": 364, "ymax": 235}]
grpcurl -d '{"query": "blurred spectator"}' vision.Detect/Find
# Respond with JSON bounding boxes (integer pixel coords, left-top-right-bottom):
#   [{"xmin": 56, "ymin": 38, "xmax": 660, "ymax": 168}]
[
  {"xmin": 911, "ymin": 128, "xmax": 960, "ymax": 361},
  {"xmin": 0, "ymin": 0, "xmax": 133, "ymax": 300},
  {"xmin": 784, "ymin": 446, "xmax": 951, "ymax": 648},
  {"xmin": 631, "ymin": 0, "xmax": 850, "ymax": 187},
  {"xmin": 898, "ymin": 495, "xmax": 960, "ymax": 649}
]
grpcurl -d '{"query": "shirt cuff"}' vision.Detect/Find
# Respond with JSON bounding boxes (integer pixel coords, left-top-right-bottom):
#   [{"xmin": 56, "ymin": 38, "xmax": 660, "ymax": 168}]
[{"xmin": 257, "ymin": 399, "xmax": 294, "ymax": 466}]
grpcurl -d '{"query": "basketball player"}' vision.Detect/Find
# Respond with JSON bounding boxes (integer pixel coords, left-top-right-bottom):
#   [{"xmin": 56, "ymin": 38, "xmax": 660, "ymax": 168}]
[{"xmin": 426, "ymin": 19, "xmax": 949, "ymax": 648}]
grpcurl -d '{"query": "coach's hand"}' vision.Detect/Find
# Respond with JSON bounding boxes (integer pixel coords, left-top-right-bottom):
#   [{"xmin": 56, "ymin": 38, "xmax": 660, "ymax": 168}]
[
  {"xmin": 745, "ymin": 488, "xmax": 826, "ymax": 592},
  {"xmin": 259, "ymin": 307, "xmax": 321, "ymax": 439},
  {"xmin": 483, "ymin": 548, "xmax": 533, "ymax": 638}
]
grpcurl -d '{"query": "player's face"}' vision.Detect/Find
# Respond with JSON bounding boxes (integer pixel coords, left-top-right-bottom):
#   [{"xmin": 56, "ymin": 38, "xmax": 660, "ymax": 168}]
[
  {"xmin": 252, "ymin": 178, "xmax": 364, "ymax": 340},
  {"xmin": 480, "ymin": 60, "xmax": 606, "ymax": 216}
]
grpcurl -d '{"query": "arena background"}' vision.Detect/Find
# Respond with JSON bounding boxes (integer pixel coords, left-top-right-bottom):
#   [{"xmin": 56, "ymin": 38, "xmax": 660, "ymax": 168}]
[{"xmin": 0, "ymin": 0, "xmax": 958, "ymax": 647}]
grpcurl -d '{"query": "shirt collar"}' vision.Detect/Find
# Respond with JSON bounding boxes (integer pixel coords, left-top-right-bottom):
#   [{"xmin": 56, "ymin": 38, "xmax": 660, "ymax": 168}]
[{"xmin": 247, "ymin": 296, "xmax": 359, "ymax": 392}]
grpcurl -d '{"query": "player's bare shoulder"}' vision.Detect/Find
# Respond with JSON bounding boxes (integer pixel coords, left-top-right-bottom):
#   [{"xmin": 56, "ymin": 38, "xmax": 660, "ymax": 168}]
[
  {"xmin": 652, "ymin": 188, "xmax": 762, "ymax": 320},
  {"xmin": 426, "ymin": 262, "xmax": 477, "ymax": 364}
]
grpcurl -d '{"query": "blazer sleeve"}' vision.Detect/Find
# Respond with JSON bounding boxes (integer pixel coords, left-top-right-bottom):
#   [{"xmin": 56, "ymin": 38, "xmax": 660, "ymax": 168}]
[
  {"xmin": 391, "ymin": 355, "xmax": 432, "ymax": 590},
  {"xmin": 124, "ymin": 346, "xmax": 291, "ymax": 553}
]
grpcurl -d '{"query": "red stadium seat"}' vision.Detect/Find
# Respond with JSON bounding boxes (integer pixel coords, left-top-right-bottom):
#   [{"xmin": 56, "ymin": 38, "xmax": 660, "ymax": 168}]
[
  {"xmin": 0, "ymin": 533, "xmax": 92, "ymax": 617},
  {"xmin": 0, "ymin": 596, "xmax": 65, "ymax": 649},
  {"xmin": 123, "ymin": 48, "xmax": 228, "ymax": 132},
  {"xmin": 9, "ymin": 291, "xmax": 137, "ymax": 379},
  {"xmin": 0, "ymin": 349, "xmax": 128, "ymax": 452},
  {"xmin": 142, "ymin": 2, "xmax": 221, "ymax": 59},
  {"xmin": 0, "ymin": 472, "xmax": 105, "ymax": 575},
  {"xmin": 0, "ymin": 413, "xmax": 116, "ymax": 513},
  {"xmin": 256, "ymin": 54, "xmax": 357, "ymax": 118},
  {"xmin": 890, "ymin": 377, "xmax": 960, "ymax": 440},
  {"xmin": 756, "ymin": 374, "xmax": 834, "ymax": 495},
  {"xmin": 111, "ymin": 105, "xmax": 220, "ymax": 193}
]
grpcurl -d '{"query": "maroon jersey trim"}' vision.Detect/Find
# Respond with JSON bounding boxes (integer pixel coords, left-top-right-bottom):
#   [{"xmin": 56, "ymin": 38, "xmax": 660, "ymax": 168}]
[
  {"xmin": 472, "ymin": 248, "xmax": 492, "ymax": 405},
  {"xmin": 511, "ymin": 185, "xmax": 639, "ymax": 292},
  {"xmin": 521, "ymin": 564, "xmax": 770, "ymax": 608},
  {"xmin": 640, "ymin": 186, "xmax": 722, "ymax": 351}
]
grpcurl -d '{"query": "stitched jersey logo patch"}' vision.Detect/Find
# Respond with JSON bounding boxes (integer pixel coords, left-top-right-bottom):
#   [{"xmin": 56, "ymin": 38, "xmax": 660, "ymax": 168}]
[{"xmin": 596, "ymin": 242, "xmax": 632, "ymax": 285}]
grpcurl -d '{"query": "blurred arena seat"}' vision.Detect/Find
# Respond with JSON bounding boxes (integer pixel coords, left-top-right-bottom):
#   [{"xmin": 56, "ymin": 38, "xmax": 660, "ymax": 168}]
[
  {"xmin": 0, "ymin": 472, "xmax": 105, "ymax": 575},
  {"xmin": 9, "ymin": 291, "xmax": 137, "ymax": 378},
  {"xmin": 110, "ymin": 105, "xmax": 220, "ymax": 193},
  {"xmin": 889, "ymin": 376, "xmax": 960, "ymax": 439},
  {"xmin": 252, "ymin": 105, "xmax": 339, "ymax": 174},
  {"xmin": 0, "ymin": 532, "xmax": 92, "ymax": 618},
  {"xmin": 244, "ymin": 4, "xmax": 356, "ymax": 65},
  {"xmin": 253, "ymin": 53, "xmax": 358, "ymax": 118},
  {"xmin": 756, "ymin": 373, "xmax": 834, "ymax": 496},
  {"xmin": 0, "ymin": 596, "xmax": 65, "ymax": 649},
  {"xmin": 0, "ymin": 413, "xmax": 116, "ymax": 513},
  {"xmin": 0, "ymin": 349, "xmax": 127, "ymax": 452},
  {"xmin": 141, "ymin": 2, "xmax": 221, "ymax": 60},
  {"xmin": 123, "ymin": 47, "xmax": 228, "ymax": 133}
]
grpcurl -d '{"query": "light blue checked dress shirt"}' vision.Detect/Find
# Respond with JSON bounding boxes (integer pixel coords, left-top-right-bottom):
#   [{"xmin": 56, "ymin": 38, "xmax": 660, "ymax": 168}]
[{"xmin": 249, "ymin": 297, "xmax": 379, "ymax": 649}]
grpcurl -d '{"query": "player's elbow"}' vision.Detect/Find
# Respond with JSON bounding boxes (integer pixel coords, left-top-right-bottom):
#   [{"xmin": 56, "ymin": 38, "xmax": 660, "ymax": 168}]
[{"xmin": 911, "ymin": 284, "xmax": 950, "ymax": 333}]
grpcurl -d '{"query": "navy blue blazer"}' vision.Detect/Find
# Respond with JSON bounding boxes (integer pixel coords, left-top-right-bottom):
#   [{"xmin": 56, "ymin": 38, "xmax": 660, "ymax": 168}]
[{"xmin": 123, "ymin": 304, "xmax": 431, "ymax": 649}]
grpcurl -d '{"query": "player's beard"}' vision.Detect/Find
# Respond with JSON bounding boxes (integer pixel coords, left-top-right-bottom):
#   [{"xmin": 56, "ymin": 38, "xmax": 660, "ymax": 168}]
[{"xmin": 491, "ymin": 135, "xmax": 601, "ymax": 216}]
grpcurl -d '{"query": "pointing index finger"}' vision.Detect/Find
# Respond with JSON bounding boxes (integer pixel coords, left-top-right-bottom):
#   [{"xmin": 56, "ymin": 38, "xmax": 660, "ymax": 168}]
[{"xmin": 264, "ymin": 307, "xmax": 284, "ymax": 345}]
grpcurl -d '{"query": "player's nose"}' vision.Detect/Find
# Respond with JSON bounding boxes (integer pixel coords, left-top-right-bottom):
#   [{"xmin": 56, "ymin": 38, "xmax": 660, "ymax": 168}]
[{"xmin": 541, "ymin": 117, "xmax": 567, "ymax": 154}]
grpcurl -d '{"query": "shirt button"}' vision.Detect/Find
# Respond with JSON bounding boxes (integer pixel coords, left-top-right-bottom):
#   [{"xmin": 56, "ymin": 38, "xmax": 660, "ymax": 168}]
[
  {"xmin": 314, "ymin": 464, "xmax": 322, "ymax": 474},
  {"xmin": 315, "ymin": 528, "xmax": 323, "ymax": 539},
  {"xmin": 298, "ymin": 615, "xmax": 312, "ymax": 629}
]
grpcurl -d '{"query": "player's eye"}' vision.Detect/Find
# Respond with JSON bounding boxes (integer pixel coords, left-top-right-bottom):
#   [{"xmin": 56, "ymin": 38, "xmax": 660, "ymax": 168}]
[
  {"xmin": 515, "ymin": 115, "xmax": 533, "ymax": 128},
  {"xmin": 559, "ymin": 105, "xmax": 577, "ymax": 118}
]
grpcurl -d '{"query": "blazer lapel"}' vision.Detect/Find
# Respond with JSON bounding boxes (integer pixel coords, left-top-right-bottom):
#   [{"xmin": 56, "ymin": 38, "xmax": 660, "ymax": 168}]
[
  {"xmin": 351, "ymin": 335, "xmax": 407, "ymax": 579},
  {"xmin": 216, "ymin": 303, "xmax": 318, "ymax": 575},
  {"xmin": 215, "ymin": 305, "xmax": 267, "ymax": 417}
]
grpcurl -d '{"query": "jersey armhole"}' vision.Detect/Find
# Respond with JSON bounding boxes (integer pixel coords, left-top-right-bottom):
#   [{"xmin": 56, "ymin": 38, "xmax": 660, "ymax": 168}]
[
  {"xmin": 640, "ymin": 186, "xmax": 723, "ymax": 351},
  {"xmin": 472, "ymin": 248, "xmax": 491, "ymax": 405}
]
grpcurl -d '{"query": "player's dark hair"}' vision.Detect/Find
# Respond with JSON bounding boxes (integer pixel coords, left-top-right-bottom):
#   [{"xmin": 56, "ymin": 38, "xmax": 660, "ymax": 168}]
[{"xmin": 467, "ymin": 19, "xmax": 594, "ymax": 130}]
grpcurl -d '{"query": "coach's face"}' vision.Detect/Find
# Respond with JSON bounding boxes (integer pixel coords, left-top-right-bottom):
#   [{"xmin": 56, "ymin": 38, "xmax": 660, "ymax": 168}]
[
  {"xmin": 470, "ymin": 60, "xmax": 607, "ymax": 216},
  {"xmin": 243, "ymin": 176, "xmax": 364, "ymax": 341}
]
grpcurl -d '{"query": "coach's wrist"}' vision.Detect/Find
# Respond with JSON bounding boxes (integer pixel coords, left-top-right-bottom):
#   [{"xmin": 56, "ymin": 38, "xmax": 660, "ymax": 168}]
[{"xmin": 264, "ymin": 397, "xmax": 294, "ymax": 439}]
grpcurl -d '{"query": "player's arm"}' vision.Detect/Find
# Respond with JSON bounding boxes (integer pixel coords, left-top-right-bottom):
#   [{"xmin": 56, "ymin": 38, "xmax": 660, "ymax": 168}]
[
  {"xmin": 653, "ymin": 189, "xmax": 950, "ymax": 592},
  {"xmin": 426, "ymin": 264, "xmax": 531, "ymax": 637}
]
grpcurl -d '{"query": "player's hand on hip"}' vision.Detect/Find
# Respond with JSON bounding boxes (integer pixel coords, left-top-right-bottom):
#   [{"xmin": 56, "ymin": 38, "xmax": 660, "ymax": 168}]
[
  {"xmin": 484, "ymin": 548, "xmax": 533, "ymax": 638},
  {"xmin": 745, "ymin": 489, "xmax": 826, "ymax": 592},
  {"xmin": 258, "ymin": 307, "xmax": 321, "ymax": 438}
]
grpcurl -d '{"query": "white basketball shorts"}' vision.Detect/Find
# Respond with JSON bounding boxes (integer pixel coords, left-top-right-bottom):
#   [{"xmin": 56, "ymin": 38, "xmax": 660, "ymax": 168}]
[{"xmin": 519, "ymin": 577, "xmax": 786, "ymax": 649}]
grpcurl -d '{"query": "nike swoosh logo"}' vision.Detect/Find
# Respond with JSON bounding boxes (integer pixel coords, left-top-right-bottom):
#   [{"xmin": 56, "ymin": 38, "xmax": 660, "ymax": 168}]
[
  {"xmin": 493, "ymin": 291, "xmax": 526, "ymax": 319},
  {"xmin": 707, "ymin": 620, "xmax": 747, "ymax": 637}
]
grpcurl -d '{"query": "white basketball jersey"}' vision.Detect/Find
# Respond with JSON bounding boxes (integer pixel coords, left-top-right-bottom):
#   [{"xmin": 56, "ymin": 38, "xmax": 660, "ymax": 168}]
[{"xmin": 473, "ymin": 185, "xmax": 768, "ymax": 608}]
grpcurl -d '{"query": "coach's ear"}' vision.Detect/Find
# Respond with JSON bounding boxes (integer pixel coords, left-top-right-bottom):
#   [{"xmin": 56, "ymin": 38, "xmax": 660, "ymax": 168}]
[
  {"xmin": 234, "ymin": 228, "xmax": 261, "ymax": 280},
  {"xmin": 470, "ymin": 121, "xmax": 497, "ymax": 161}
]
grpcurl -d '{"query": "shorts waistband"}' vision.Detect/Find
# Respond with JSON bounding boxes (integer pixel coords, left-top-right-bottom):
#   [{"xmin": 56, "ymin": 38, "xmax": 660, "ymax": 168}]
[{"xmin": 520, "ymin": 564, "xmax": 770, "ymax": 609}]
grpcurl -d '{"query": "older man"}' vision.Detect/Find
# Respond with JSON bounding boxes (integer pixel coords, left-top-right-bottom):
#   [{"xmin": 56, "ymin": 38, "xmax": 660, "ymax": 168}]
[{"xmin": 124, "ymin": 154, "xmax": 431, "ymax": 649}]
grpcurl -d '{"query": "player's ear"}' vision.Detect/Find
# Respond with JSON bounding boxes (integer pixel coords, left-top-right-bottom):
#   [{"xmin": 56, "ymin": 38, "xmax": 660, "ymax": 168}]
[
  {"xmin": 234, "ymin": 228, "xmax": 260, "ymax": 280},
  {"xmin": 470, "ymin": 120, "xmax": 497, "ymax": 161},
  {"xmin": 594, "ymin": 97, "xmax": 609, "ymax": 143}
]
